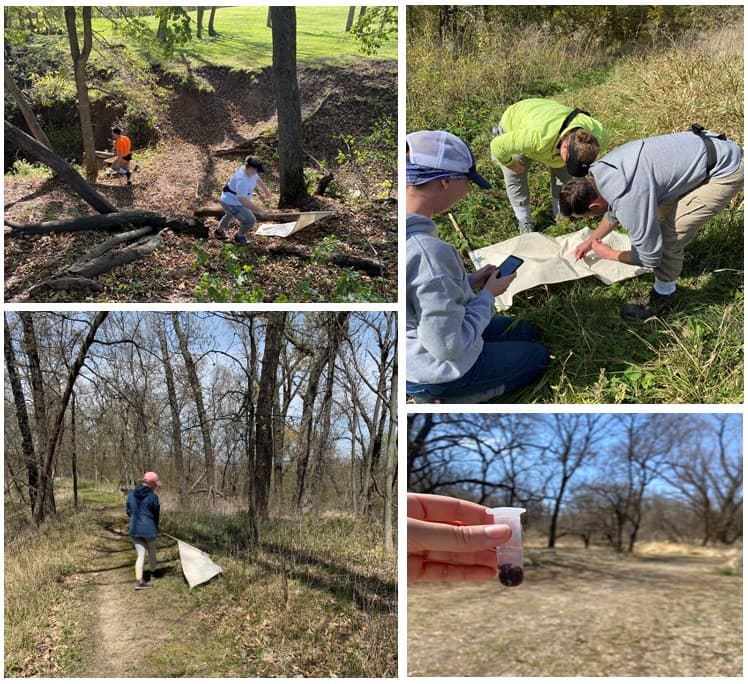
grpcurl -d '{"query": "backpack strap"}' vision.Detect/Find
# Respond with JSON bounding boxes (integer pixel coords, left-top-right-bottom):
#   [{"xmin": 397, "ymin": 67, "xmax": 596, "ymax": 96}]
[
  {"xmin": 222, "ymin": 184, "xmax": 237, "ymax": 195},
  {"xmin": 691, "ymin": 124, "xmax": 726, "ymax": 181},
  {"xmin": 557, "ymin": 108, "xmax": 591, "ymax": 145}
]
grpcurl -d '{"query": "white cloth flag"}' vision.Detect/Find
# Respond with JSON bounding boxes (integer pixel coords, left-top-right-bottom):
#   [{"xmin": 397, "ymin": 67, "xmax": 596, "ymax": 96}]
[
  {"xmin": 171, "ymin": 537, "xmax": 222, "ymax": 589},
  {"xmin": 469, "ymin": 226, "xmax": 650, "ymax": 309},
  {"xmin": 256, "ymin": 211, "xmax": 335, "ymax": 238}
]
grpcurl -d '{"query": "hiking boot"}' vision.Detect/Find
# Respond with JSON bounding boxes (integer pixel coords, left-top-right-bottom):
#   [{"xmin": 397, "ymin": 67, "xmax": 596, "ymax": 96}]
[
  {"xmin": 135, "ymin": 580, "xmax": 153, "ymax": 590},
  {"xmin": 215, "ymin": 230, "xmax": 227, "ymax": 241},
  {"xmin": 234, "ymin": 235, "xmax": 249, "ymax": 245},
  {"xmin": 621, "ymin": 289, "xmax": 677, "ymax": 320}
]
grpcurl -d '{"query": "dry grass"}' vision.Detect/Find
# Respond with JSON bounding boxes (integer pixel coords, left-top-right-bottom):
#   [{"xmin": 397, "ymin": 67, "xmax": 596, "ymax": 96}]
[{"xmin": 408, "ymin": 542, "xmax": 741, "ymax": 676}]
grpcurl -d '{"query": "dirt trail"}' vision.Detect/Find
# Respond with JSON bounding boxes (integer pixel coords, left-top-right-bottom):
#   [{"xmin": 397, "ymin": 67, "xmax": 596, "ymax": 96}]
[
  {"xmin": 78, "ymin": 511, "xmax": 184, "ymax": 678},
  {"xmin": 408, "ymin": 544, "xmax": 742, "ymax": 677}
]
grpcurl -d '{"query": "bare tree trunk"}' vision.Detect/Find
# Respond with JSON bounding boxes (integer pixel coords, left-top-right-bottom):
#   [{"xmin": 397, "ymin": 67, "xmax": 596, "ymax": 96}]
[
  {"xmin": 382, "ymin": 317, "xmax": 397, "ymax": 553},
  {"xmin": 171, "ymin": 313, "xmax": 216, "ymax": 501},
  {"xmin": 64, "ymin": 7, "xmax": 98, "ymax": 183},
  {"xmin": 345, "ymin": 7, "xmax": 356, "ymax": 31},
  {"xmin": 20, "ymin": 313, "xmax": 55, "ymax": 520},
  {"xmin": 33, "ymin": 312, "xmax": 109, "ymax": 525},
  {"xmin": 270, "ymin": 7, "xmax": 307, "ymax": 207},
  {"xmin": 254, "ymin": 312, "xmax": 286, "ymax": 519},
  {"xmin": 157, "ymin": 320, "xmax": 187, "ymax": 505},
  {"xmin": 208, "ymin": 7, "xmax": 218, "ymax": 35},
  {"xmin": 5, "ymin": 120, "xmax": 117, "ymax": 214},
  {"xmin": 196, "ymin": 7, "xmax": 204, "ymax": 38},
  {"xmin": 71, "ymin": 390, "xmax": 79, "ymax": 510},
  {"xmin": 4, "ymin": 316, "xmax": 39, "ymax": 515},
  {"xmin": 4, "ymin": 64, "xmax": 52, "ymax": 149}
]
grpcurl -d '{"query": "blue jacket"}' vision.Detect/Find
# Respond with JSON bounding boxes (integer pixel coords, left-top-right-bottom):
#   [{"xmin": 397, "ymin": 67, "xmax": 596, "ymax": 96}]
[
  {"xmin": 126, "ymin": 485, "xmax": 160, "ymax": 538},
  {"xmin": 406, "ymin": 213, "xmax": 494, "ymax": 383}
]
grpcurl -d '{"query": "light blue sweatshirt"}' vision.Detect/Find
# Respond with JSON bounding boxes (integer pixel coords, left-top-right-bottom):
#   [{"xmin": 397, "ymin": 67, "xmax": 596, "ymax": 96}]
[
  {"xmin": 591, "ymin": 131, "xmax": 743, "ymax": 267},
  {"xmin": 406, "ymin": 213, "xmax": 494, "ymax": 384}
]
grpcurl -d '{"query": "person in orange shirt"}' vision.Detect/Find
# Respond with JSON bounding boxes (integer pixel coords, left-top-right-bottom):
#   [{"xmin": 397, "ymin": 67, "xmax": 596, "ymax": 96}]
[{"xmin": 111, "ymin": 127, "xmax": 134, "ymax": 185}]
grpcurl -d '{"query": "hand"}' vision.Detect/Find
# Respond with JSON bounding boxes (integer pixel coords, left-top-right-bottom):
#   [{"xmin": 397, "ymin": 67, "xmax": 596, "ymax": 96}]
[
  {"xmin": 483, "ymin": 270, "xmax": 517, "ymax": 297},
  {"xmin": 589, "ymin": 238, "xmax": 617, "ymax": 260},
  {"xmin": 574, "ymin": 237, "xmax": 594, "ymax": 260},
  {"xmin": 408, "ymin": 493, "xmax": 511, "ymax": 582},
  {"xmin": 471, "ymin": 264, "xmax": 496, "ymax": 289}
]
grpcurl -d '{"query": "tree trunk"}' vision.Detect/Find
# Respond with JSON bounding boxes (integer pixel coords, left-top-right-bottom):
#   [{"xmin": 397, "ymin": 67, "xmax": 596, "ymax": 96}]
[
  {"xmin": 4, "ymin": 64, "xmax": 52, "ymax": 149},
  {"xmin": 20, "ymin": 313, "xmax": 55, "ymax": 521},
  {"xmin": 254, "ymin": 312, "xmax": 286, "ymax": 519},
  {"xmin": 33, "ymin": 312, "xmax": 109, "ymax": 525},
  {"xmin": 196, "ymin": 7, "xmax": 204, "ymax": 38},
  {"xmin": 382, "ymin": 316, "xmax": 396, "ymax": 553},
  {"xmin": 171, "ymin": 313, "xmax": 216, "ymax": 501},
  {"xmin": 5, "ymin": 120, "xmax": 117, "ymax": 214},
  {"xmin": 345, "ymin": 7, "xmax": 356, "ymax": 31},
  {"xmin": 64, "ymin": 7, "xmax": 98, "ymax": 183},
  {"xmin": 71, "ymin": 390, "xmax": 79, "ymax": 510},
  {"xmin": 270, "ymin": 7, "xmax": 308, "ymax": 207},
  {"xmin": 4, "ymin": 316, "xmax": 39, "ymax": 515},
  {"xmin": 157, "ymin": 320, "xmax": 187, "ymax": 506}
]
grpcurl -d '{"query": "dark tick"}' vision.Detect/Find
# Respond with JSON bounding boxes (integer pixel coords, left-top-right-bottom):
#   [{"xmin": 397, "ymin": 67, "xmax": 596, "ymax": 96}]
[{"xmin": 499, "ymin": 563, "xmax": 524, "ymax": 587}]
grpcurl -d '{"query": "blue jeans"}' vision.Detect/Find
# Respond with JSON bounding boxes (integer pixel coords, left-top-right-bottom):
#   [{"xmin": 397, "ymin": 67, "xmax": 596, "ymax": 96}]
[
  {"xmin": 218, "ymin": 201, "xmax": 256, "ymax": 236},
  {"xmin": 406, "ymin": 316, "xmax": 550, "ymax": 403}
]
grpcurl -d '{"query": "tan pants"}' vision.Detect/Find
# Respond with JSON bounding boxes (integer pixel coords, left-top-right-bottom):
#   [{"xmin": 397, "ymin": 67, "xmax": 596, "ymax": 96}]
[{"xmin": 656, "ymin": 157, "xmax": 744, "ymax": 282}]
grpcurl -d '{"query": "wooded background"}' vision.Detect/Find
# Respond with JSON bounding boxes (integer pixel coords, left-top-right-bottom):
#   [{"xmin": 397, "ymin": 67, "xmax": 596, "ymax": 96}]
[
  {"xmin": 5, "ymin": 311, "xmax": 397, "ymax": 548},
  {"xmin": 408, "ymin": 413, "xmax": 742, "ymax": 552}
]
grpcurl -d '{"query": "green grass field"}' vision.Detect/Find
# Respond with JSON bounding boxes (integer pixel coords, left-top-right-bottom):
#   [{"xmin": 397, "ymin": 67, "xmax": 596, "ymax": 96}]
[{"xmin": 96, "ymin": 6, "xmax": 397, "ymax": 71}]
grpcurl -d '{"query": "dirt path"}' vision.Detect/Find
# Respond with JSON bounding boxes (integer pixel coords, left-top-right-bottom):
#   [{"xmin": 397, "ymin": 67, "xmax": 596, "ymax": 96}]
[
  {"xmin": 78, "ymin": 511, "xmax": 186, "ymax": 678},
  {"xmin": 408, "ymin": 544, "xmax": 742, "ymax": 677}
]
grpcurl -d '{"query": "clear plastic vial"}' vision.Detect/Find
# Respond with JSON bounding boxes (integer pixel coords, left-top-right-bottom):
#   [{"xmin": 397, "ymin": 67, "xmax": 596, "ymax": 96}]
[{"xmin": 486, "ymin": 507, "xmax": 526, "ymax": 587}]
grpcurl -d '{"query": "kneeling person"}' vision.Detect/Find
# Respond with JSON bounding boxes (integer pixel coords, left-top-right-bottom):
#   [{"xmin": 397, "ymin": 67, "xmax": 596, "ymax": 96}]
[
  {"xmin": 217, "ymin": 155, "xmax": 274, "ymax": 245},
  {"xmin": 406, "ymin": 130, "xmax": 550, "ymax": 403}
]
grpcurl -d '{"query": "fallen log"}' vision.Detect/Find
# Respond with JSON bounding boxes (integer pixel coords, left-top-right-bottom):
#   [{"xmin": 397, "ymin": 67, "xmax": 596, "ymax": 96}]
[
  {"xmin": 5, "ymin": 119, "xmax": 117, "ymax": 215},
  {"xmin": 7, "ymin": 210, "xmax": 208, "ymax": 239},
  {"xmin": 6, "ymin": 210, "xmax": 165, "ymax": 236},
  {"xmin": 194, "ymin": 204, "xmax": 302, "ymax": 221},
  {"xmin": 67, "ymin": 227, "xmax": 157, "ymax": 274},
  {"xmin": 68, "ymin": 232, "xmax": 164, "ymax": 279}
]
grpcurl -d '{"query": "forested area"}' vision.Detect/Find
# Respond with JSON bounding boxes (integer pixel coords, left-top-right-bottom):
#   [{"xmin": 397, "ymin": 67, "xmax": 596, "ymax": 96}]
[
  {"xmin": 5, "ymin": 311, "xmax": 397, "ymax": 539},
  {"xmin": 408, "ymin": 412, "xmax": 742, "ymax": 552},
  {"xmin": 5, "ymin": 310, "xmax": 397, "ymax": 677},
  {"xmin": 4, "ymin": 6, "xmax": 397, "ymax": 302}
]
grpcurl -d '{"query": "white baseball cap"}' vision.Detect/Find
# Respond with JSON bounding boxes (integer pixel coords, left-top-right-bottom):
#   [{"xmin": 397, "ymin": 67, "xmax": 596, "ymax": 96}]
[{"xmin": 406, "ymin": 130, "xmax": 491, "ymax": 188}]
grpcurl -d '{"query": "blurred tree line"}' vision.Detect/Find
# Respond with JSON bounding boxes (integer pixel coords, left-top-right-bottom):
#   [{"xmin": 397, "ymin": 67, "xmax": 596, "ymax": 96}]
[
  {"xmin": 407, "ymin": 5, "xmax": 744, "ymax": 54},
  {"xmin": 408, "ymin": 413, "xmax": 742, "ymax": 552}
]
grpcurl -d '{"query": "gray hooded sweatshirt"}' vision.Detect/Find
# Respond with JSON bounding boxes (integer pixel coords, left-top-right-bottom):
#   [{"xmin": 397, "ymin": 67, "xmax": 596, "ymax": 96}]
[
  {"xmin": 591, "ymin": 130, "xmax": 742, "ymax": 267},
  {"xmin": 406, "ymin": 213, "xmax": 494, "ymax": 384}
]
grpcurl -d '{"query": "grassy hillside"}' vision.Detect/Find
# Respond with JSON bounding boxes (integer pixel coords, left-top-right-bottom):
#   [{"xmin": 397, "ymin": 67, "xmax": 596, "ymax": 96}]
[
  {"xmin": 407, "ymin": 13, "xmax": 744, "ymax": 403},
  {"xmin": 5, "ymin": 480, "xmax": 396, "ymax": 677}
]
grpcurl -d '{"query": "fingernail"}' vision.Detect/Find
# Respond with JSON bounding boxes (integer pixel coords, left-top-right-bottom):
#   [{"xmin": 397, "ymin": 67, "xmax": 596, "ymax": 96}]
[{"xmin": 484, "ymin": 524, "xmax": 510, "ymax": 539}]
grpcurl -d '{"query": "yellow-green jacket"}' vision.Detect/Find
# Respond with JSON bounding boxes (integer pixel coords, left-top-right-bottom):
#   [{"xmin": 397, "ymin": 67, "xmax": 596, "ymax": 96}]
[{"xmin": 490, "ymin": 98, "xmax": 609, "ymax": 169}]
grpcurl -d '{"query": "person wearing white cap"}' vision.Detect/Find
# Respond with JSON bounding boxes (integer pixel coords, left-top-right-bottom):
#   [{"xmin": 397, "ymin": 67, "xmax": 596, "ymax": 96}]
[
  {"xmin": 406, "ymin": 130, "xmax": 550, "ymax": 404},
  {"xmin": 126, "ymin": 472, "xmax": 162, "ymax": 590}
]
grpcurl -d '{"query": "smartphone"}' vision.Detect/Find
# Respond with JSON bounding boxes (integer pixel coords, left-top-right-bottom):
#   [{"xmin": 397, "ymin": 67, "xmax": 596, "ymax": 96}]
[{"xmin": 496, "ymin": 255, "xmax": 524, "ymax": 278}]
